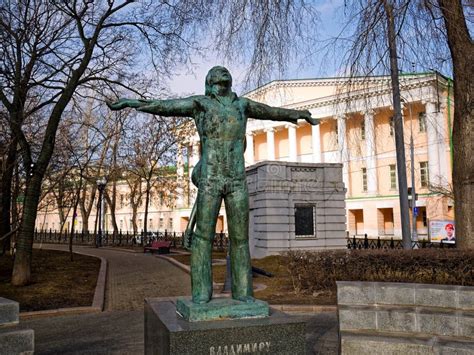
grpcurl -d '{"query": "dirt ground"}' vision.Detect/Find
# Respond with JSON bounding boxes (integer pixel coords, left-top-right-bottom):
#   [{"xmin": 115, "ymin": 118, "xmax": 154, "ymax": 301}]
[
  {"xmin": 0, "ymin": 249, "xmax": 100, "ymax": 312},
  {"xmin": 169, "ymin": 252, "xmax": 336, "ymax": 305}
]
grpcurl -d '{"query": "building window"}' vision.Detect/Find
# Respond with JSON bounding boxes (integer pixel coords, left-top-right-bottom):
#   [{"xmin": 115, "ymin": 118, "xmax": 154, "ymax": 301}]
[
  {"xmin": 422, "ymin": 210, "xmax": 427, "ymax": 227},
  {"xmin": 120, "ymin": 220, "xmax": 123, "ymax": 230},
  {"xmin": 335, "ymin": 120, "xmax": 338, "ymax": 144},
  {"xmin": 361, "ymin": 120, "xmax": 365, "ymax": 140},
  {"xmin": 295, "ymin": 205, "xmax": 315, "ymax": 237},
  {"xmin": 418, "ymin": 112, "xmax": 426, "ymax": 132},
  {"xmin": 362, "ymin": 168, "xmax": 367, "ymax": 192},
  {"xmin": 168, "ymin": 218, "xmax": 173, "ymax": 229},
  {"xmin": 120, "ymin": 194, "xmax": 124, "ymax": 208},
  {"xmin": 139, "ymin": 218, "xmax": 143, "ymax": 229},
  {"xmin": 390, "ymin": 164, "xmax": 397, "ymax": 190},
  {"xmin": 159, "ymin": 217, "xmax": 164, "ymax": 229},
  {"xmin": 149, "ymin": 219, "xmax": 153, "ymax": 230},
  {"xmin": 389, "ymin": 116, "xmax": 394, "ymax": 136},
  {"xmin": 420, "ymin": 161, "xmax": 429, "ymax": 187}
]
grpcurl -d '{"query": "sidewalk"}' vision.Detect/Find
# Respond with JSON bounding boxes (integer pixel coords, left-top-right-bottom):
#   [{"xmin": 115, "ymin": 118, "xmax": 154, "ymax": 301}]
[{"xmin": 21, "ymin": 245, "xmax": 337, "ymax": 354}]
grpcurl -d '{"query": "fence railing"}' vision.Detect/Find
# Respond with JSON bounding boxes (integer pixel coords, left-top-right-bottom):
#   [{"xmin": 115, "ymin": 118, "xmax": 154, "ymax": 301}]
[
  {"xmin": 33, "ymin": 229, "xmax": 229, "ymax": 251},
  {"xmin": 347, "ymin": 234, "xmax": 456, "ymax": 250}
]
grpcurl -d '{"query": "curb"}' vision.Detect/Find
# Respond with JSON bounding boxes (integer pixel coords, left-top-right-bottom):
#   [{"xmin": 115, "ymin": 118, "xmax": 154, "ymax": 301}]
[
  {"xmin": 20, "ymin": 250, "xmax": 108, "ymax": 320},
  {"xmin": 157, "ymin": 254, "xmax": 191, "ymax": 274},
  {"xmin": 92, "ymin": 256, "xmax": 107, "ymax": 310},
  {"xmin": 157, "ymin": 255, "xmax": 223, "ymax": 291},
  {"xmin": 270, "ymin": 304, "xmax": 337, "ymax": 313},
  {"xmin": 99, "ymin": 246, "xmax": 142, "ymax": 254}
]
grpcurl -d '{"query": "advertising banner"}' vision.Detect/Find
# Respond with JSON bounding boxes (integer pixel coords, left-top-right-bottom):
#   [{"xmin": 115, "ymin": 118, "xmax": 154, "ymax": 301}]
[{"xmin": 429, "ymin": 220, "xmax": 455, "ymax": 243}]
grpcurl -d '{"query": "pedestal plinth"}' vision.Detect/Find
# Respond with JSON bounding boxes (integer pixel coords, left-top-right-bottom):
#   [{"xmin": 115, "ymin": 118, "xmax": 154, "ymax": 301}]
[
  {"xmin": 176, "ymin": 297, "xmax": 269, "ymax": 322},
  {"xmin": 145, "ymin": 298, "xmax": 307, "ymax": 355}
]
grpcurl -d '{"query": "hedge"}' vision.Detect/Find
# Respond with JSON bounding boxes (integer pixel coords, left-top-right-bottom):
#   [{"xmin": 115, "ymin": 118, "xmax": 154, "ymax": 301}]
[{"xmin": 285, "ymin": 249, "xmax": 474, "ymax": 294}]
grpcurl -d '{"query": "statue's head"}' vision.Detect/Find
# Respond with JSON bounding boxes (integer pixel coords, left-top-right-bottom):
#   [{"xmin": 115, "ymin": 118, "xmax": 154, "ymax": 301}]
[{"xmin": 205, "ymin": 66, "xmax": 232, "ymax": 96}]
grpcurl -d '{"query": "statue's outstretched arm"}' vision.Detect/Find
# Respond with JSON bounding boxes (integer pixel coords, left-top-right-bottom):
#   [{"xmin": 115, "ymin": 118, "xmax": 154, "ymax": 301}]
[
  {"xmin": 245, "ymin": 98, "xmax": 319, "ymax": 125},
  {"xmin": 107, "ymin": 97, "xmax": 197, "ymax": 117}
]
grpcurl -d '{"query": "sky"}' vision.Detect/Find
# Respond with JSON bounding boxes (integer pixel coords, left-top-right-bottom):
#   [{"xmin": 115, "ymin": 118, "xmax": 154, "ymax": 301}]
[
  {"xmin": 163, "ymin": 0, "xmax": 473, "ymax": 98},
  {"xmin": 166, "ymin": 0, "xmax": 346, "ymax": 97}
]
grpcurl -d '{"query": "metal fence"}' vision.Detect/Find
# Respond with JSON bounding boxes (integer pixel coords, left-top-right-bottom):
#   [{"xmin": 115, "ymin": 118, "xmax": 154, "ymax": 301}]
[
  {"xmin": 347, "ymin": 234, "xmax": 456, "ymax": 250},
  {"xmin": 33, "ymin": 229, "xmax": 229, "ymax": 251}
]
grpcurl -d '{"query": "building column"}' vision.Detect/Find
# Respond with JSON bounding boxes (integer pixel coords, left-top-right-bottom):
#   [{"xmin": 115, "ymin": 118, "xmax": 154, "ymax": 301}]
[
  {"xmin": 436, "ymin": 103, "xmax": 449, "ymax": 185},
  {"xmin": 425, "ymin": 101, "xmax": 441, "ymax": 185},
  {"xmin": 176, "ymin": 144, "xmax": 184, "ymax": 207},
  {"xmin": 265, "ymin": 128, "xmax": 275, "ymax": 160},
  {"xmin": 286, "ymin": 124, "xmax": 298, "ymax": 162},
  {"xmin": 364, "ymin": 109, "xmax": 378, "ymax": 195},
  {"xmin": 245, "ymin": 132, "xmax": 255, "ymax": 166},
  {"xmin": 337, "ymin": 115, "xmax": 349, "ymax": 194},
  {"xmin": 311, "ymin": 123, "xmax": 321, "ymax": 163}
]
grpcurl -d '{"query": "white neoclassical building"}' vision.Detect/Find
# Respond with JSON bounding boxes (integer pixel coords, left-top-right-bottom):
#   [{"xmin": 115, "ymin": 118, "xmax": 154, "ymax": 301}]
[{"xmin": 37, "ymin": 73, "xmax": 454, "ymax": 241}]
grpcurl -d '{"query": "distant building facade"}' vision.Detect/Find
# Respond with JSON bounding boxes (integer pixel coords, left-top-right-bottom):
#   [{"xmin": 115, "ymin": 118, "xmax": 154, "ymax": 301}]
[{"xmin": 36, "ymin": 73, "xmax": 454, "ymax": 242}]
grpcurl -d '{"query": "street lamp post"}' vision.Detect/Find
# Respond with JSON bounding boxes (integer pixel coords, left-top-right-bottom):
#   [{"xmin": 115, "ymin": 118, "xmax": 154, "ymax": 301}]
[{"xmin": 96, "ymin": 178, "xmax": 107, "ymax": 248}]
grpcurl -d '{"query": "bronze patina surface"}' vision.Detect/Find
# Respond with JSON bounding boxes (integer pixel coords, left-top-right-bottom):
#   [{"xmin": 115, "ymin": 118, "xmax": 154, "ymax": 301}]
[{"xmin": 109, "ymin": 66, "xmax": 319, "ymax": 305}]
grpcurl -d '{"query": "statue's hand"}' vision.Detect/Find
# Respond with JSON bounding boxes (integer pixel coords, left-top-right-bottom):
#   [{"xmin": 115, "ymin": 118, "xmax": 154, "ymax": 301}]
[
  {"xmin": 106, "ymin": 98, "xmax": 132, "ymax": 111},
  {"xmin": 300, "ymin": 110, "xmax": 319, "ymax": 125}
]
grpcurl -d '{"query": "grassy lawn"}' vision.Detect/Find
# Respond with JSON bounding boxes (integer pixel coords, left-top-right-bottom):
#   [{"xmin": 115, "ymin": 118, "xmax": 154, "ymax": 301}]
[{"xmin": 0, "ymin": 249, "xmax": 100, "ymax": 312}]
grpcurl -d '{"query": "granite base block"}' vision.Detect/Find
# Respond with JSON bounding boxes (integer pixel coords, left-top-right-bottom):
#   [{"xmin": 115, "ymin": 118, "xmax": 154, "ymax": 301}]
[
  {"xmin": 0, "ymin": 327, "xmax": 34, "ymax": 355},
  {"xmin": 176, "ymin": 297, "xmax": 269, "ymax": 322},
  {"xmin": 145, "ymin": 299, "xmax": 307, "ymax": 355},
  {"xmin": 0, "ymin": 297, "xmax": 19, "ymax": 326}
]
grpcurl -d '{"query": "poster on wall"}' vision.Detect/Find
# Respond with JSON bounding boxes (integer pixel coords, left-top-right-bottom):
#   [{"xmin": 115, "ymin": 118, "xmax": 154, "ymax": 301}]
[{"xmin": 429, "ymin": 220, "xmax": 455, "ymax": 243}]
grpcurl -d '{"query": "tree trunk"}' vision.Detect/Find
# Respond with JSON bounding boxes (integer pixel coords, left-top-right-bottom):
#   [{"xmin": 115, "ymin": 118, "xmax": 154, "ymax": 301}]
[
  {"xmin": 104, "ymin": 185, "xmax": 118, "ymax": 237},
  {"xmin": 132, "ymin": 205, "xmax": 138, "ymax": 236},
  {"xmin": 69, "ymin": 175, "xmax": 83, "ymax": 261},
  {"xmin": 0, "ymin": 139, "xmax": 16, "ymax": 255},
  {"xmin": 143, "ymin": 181, "xmax": 151, "ymax": 237},
  {"xmin": 80, "ymin": 185, "xmax": 97, "ymax": 234},
  {"xmin": 11, "ymin": 163, "xmax": 20, "ymax": 240},
  {"xmin": 438, "ymin": 0, "xmax": 474, "ymax": 249},
  {"xmin": 11, "ymin": 174, "xmax": 43, "ymax": 285},
  {"xmin": 383, "ymin": 0, "xmax": 411, "ymax": 248}
]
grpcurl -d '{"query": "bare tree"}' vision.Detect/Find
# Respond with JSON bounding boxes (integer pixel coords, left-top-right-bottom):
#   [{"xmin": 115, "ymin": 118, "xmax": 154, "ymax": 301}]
[
  {"xmin": 333, "ymin": 0, "xmax": 472, "ymax": 248},
  {"xmin": 120, "ymin": 114, "xmax": 190, "ymax": 238},
  {"xmin": 0, "ymin": 0, "xmax": 209, "ymax": 285},
  {"xmin": 0, "ymin": 113, "xmax": 16, "ymax": 254},
  {"xmin": 435, "ymin": 0, "xmax": 473, "ymax": 249}
]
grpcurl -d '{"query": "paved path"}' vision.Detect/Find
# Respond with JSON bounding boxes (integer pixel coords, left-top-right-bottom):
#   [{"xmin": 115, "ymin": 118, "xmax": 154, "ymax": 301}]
[
  {"xmin": 35, "ymin": 245, "xmax": 191, "ymax": 311},
  {"xmin": 21, "ymin": 245, "xmax": 338, "ymax": 354}
]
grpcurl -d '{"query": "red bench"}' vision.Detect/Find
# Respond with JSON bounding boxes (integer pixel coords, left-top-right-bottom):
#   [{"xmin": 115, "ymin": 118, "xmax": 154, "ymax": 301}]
[{"xmin": 144, "ymin": 240, "xmax": 172, "ymax": 254}]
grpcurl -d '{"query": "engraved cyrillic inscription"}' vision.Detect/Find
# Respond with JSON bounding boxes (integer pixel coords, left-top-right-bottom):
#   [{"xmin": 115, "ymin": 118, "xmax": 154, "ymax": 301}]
[{"xmin": 209, "ymin": 341, "xmax": 271, "ymax": 354}]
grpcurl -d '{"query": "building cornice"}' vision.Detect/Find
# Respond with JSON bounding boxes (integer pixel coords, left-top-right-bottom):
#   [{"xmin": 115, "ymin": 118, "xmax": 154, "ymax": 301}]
[{"xmin": 244, "ymin": 72, "xmax": 448, "ymax": 99}]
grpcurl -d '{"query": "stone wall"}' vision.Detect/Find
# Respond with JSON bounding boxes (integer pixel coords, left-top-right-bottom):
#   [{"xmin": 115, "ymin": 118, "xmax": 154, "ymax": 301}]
[
  {"xmin": 0, "ymin": 297, "xmax": 34, "ymax": 354},
  {"xmin": 337, "ymin": 281, "xmax": 474, "ymax": 354},
  {"xmin": 246, "ymin": 161, "xmax": 346, "ymax": 258}
]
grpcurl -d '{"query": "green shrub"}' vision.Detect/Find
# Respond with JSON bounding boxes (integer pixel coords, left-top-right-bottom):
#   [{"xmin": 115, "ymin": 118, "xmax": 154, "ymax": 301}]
[{"xmin": 286, "ymin": 249, "xmax": 474, "ymax": 294}]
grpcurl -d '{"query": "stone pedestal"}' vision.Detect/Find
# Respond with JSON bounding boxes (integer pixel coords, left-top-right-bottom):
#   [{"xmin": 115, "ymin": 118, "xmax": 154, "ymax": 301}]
[
  {"xmin": 145, "ymin": 299, "xmax": 306, "ymax": 355},
  {"xmin": 0, "ymin": 297, "xmax": 34, "ymax": 355},
  {"xmin": 176, "ymin": 297, "xmax": 269, "ymax": 322}
]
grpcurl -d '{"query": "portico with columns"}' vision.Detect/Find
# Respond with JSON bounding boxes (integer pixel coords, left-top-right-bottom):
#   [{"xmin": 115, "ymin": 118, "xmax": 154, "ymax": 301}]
[{"xmin": 241, "ymin": 73, "xmax": 454, "ymax": 240}]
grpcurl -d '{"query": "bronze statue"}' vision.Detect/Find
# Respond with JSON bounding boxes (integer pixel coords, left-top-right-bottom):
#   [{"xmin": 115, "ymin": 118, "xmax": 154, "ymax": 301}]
[{"xmin": 108, "ymin": 66, "xmax": 319, "ymax": 304}]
